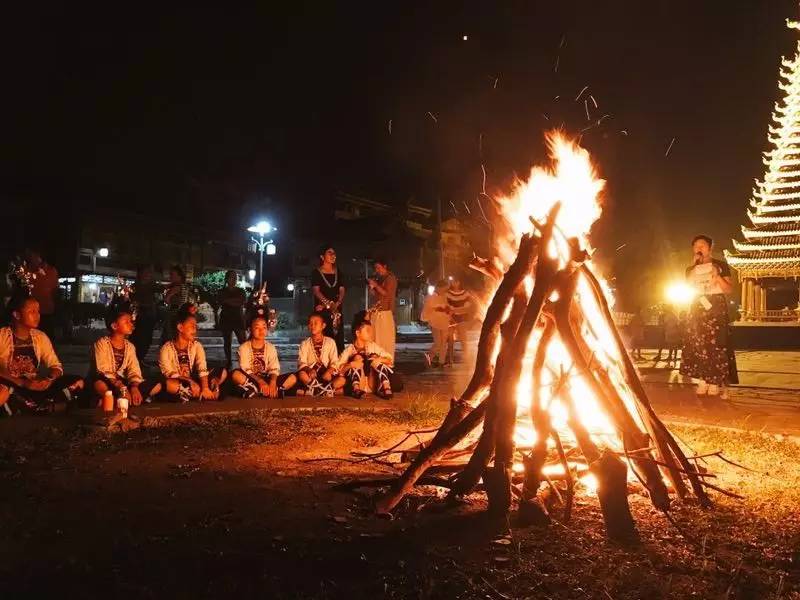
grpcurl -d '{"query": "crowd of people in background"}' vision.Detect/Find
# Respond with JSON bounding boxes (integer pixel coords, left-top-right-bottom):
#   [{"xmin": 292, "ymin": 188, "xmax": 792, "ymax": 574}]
[
  {"xmin": 1, "ymin": 232, "xmax": 734, "ymax": 417},
  {"xmin": 0, "ymin": 244, "xmax": 418, "ymax": 416}
]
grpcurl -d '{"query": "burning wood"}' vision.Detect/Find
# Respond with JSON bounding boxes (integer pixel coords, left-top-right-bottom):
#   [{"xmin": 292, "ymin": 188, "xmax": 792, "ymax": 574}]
[{"xmin": 369, "ymin": 131, "xmax": 723, "ymax": 540}]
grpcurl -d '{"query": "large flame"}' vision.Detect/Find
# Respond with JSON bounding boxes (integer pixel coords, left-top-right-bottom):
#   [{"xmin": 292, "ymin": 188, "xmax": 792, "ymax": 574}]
[
  {"xmin": 494, "ymin": 131, "xmax": 605, "ymax": 271},
  {"xmin": 487, "ymin": 130, "xmax": 643, "ymax": 475}
]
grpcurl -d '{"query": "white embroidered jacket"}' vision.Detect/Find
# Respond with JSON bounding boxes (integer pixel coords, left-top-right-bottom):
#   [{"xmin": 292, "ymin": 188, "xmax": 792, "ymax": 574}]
[
  {"xmin": 92, "ymin": 336, "xmax": 144, "ymax": 384},
  {"xmin": 238, "ymin": 340, "xmax": 280, "ymax": 377},
  {"xmin": 158, "ymin": 340, "xmax": 209, "ymax": 379}
]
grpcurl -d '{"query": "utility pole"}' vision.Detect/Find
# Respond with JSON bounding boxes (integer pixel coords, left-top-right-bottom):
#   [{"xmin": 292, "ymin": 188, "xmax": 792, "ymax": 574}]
[{"xmin": 437, "ymin": 195, "xmax": 445, "ymax": 278}]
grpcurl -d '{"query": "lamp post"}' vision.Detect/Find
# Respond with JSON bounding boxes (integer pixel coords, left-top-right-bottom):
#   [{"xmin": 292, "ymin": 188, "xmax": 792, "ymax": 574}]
[
  {"xmin": 92, "ymin": 247, "xmax": 109, "ymax": 272},
  {"xmin": 247, "ymin": 221, "xmax": 276, "ymax": 286}
]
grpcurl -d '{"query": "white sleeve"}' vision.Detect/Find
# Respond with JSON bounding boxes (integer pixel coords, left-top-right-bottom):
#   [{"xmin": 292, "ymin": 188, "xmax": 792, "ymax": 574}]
[
  {"xmin": 238, "ymin": 342, "xmax": 253, "ymax": 374},
  {"xmin": 336, "ymin": 345, "xmax": 354, "ymax": 371},
  {"xmin": 370, "ymin": 342, "xmax": 393, "ymax": 361},
  {"xmin": 326, "ymin": 339, "xmax": 339, "ymax": 369},
  {"xmin": 159, "ymin": 343, "xmax": 177, "ymax": 378},
  {"xmin": 194, "ymin": 343, "xmax": 210, "ymax": 378},
  {"xmin": 265, "ymin": 343, "xmax": 280, "ymax": 376},
  {"xmin": 124, "ymin": 341, "xmax": 144, "ymax": 384},
  {"xmin": 297, "ymin": 340, "xmax": 312, "ymax": 370},
  {"xmin": 94, "ymin": 339, "xmax": 116, "ymax": 379}
]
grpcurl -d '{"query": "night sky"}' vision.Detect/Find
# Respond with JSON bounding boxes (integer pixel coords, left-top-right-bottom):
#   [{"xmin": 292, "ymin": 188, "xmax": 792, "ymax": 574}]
[{"xmin": 2, "ymin": 1, "xmax": 799, "ymax": 299}]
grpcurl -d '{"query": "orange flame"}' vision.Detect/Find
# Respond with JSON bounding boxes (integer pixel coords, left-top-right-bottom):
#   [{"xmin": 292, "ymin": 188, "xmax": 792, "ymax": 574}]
[{"xmin": 486, "ymin": 130, "xmax": 642, "ymax": 473}]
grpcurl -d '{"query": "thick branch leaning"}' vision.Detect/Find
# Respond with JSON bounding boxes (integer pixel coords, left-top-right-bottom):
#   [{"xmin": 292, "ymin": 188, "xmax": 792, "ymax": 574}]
[{"xmin": 372, "ymin": 212, "xmax": 725, "ymax": 537}]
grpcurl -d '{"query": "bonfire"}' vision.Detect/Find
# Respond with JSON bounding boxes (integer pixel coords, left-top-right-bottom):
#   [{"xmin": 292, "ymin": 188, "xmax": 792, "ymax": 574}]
[{"xmin": 366, "ymin": 131, "xmax": 730, "ymax": 540}]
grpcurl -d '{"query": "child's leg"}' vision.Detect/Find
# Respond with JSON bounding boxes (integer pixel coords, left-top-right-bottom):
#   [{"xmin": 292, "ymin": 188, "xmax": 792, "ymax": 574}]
[
  {"xmin": 276, "ymin": 373, "xmax": 297, "ymax": 391},
  {"xmin": 50, "ymin": 375, "xmax": 84, "ymax": 405},
  {"xmin": 207, "ymin": 367, "xmax": 227, "ymax": 391},
  {"xmin": 344, "ymin": 367, "xmax": 364, "ymax": 397},
  {"xmin": 137, "ymin": 380, "xmax": 162, "ymax": 403},
  {"xmin": 231, "ymin": 369, "xmax": 248, "ymax": 386},
  {"xmin": 164, "ymin": 378, "xmax": 198, "ymax": 402}
]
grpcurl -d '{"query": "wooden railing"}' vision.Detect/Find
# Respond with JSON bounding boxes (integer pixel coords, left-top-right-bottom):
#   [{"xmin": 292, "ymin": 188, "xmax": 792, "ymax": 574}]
[{"xmin": 740, "ymin": 308, "xmax": 800, "ymax": 322}]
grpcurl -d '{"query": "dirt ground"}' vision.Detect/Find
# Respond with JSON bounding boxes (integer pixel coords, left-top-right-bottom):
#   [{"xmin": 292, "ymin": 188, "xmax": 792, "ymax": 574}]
[{"xmin": 1, "ymin": 409, "xmax": 799, "ymax": 599}]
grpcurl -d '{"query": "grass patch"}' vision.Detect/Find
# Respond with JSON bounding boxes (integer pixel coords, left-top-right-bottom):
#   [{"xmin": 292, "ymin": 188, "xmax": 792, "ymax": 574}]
[{"xmin": 393, "ymin": 392, "xmax": 450, "ymax": 425}]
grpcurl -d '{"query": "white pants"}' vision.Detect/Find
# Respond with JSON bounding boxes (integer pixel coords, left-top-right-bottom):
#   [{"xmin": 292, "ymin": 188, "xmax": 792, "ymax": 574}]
[
  {"xmin": 372, "ymin": 310, "xmax": 396, "ymax": 359},
  {"xmin": 430, "ymin": 327, "xmax": 449, "ymax": 363}
]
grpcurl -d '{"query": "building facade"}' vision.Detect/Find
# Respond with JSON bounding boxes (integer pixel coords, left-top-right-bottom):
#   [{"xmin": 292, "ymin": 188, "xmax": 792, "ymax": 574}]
[{"xmin": 726, "ymin": 18, "xmax": 800, "ymax": 322}]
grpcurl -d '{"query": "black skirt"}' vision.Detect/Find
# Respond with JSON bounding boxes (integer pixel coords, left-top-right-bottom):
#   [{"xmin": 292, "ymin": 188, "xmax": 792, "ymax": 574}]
[{"xmin": 679, "ymin": 294, "xmax": 738, "ymax": 385}]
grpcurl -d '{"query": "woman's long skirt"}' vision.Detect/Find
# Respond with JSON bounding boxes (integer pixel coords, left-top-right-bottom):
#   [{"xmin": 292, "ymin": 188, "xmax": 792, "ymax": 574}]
[{"xmin": 679, "ymin": 294, "xmax": 738, "ymax": 386}]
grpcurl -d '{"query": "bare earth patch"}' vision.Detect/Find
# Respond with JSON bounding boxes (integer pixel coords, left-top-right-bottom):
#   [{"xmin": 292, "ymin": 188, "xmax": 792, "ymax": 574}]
[{"xmin": 0, "ymin": 411, "xmax": 798, "ymax": 599}]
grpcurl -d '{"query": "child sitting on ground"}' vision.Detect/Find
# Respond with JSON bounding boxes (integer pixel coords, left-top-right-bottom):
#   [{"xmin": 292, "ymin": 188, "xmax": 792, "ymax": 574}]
[
  {"xmin": 421, "ymin": 279, "xmax": 451, "ymax": 368},
  {"xmin": 231, "ymin": 315, "xmax": 296, "ymax": 398},
  {"xmin": 0, "ymin": 293, "xmax": 84, "ymax": 415},
  {"xmin": 296, "ymin": 313, "xmax": 344, "ymax": 396},
  {"xmin": 89, "ymin": 306, "xmax": 161, "ymax": 407},
  {"xmin": 337, "ymin": 312, "xmax": 402, "ymax": 399},
  {"xmin": 158, "ymin": 304, "xmax": 227, "ymax": 402}
]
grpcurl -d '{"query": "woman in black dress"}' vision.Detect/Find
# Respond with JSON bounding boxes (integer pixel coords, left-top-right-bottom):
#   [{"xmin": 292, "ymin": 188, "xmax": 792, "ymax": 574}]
[
  {"xmin": 679, "ymin": 235, "xmax": 738, "ymax": 399},
  {"xmin": 311, "ymin": 246, "xmax": 345, "ymax": 351},
  {"xmin": 217, "ymin": 270, "xmax": 247, "ymax": 370}
]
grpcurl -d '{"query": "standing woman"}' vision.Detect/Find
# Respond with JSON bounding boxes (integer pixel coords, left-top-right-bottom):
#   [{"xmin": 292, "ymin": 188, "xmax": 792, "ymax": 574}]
[
  {"xmin": 161, "ymin": 266, "xmax": 190, "ymax": 344},
  {"xmin": 368, "ymin": 258, "xmax": 397, "ymax": 358},
  {"xmin": 679, "ymin": 235, "xmax": 738, "ymax": 398},
  {"xmin": 218, "ymin": 270, "xmax": 247, "ymax": 370},
  {"xmin": 311, "ymin": 246, "xmax": 345, "ymax": 351}
]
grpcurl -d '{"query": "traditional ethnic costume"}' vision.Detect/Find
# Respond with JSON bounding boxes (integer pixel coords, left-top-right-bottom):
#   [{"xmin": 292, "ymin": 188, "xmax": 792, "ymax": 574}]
[
  {"xmin": 233, "ymin": 339, "xmax": 293, "ymax": 397},
  {"xmin": 158, "ymin": 339, "xmax": 225, "ymax": 402},
  {"xmin": 679, "ymin": 259, "xmax": 739, "ymax": 387},
  {"xmin": 90, "ymin": 336, "xmax": 160, "ymax": 405},
  {"xmin": 296, "ymin": 335, "xmax": 339, "ymax": 396},
  {"xmin": 337, "ymin": 340, "xmax": 402, "ymax": 399},
  {"xmin": 0, "ymin": 327, "xmax": 83, "ymax": 414}
]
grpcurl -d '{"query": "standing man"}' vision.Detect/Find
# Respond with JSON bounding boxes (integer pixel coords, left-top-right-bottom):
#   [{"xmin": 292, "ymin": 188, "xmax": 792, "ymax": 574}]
[
  {"xmin": 446, "ymin": 277, "xmax": 474, "ymax": 360},
  {"xmin": 368, "ymin": 258, "xmax": 397, "ymax": 358},
  {"xmin": 130, "ymin": 265, "xmax": 158, "ymax": 362},
  {"xmin": 24, "ymin": 248, "xmax": 59, "ymax": 339}
]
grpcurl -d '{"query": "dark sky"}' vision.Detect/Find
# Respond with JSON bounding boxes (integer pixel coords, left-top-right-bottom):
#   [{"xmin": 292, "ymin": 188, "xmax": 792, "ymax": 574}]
[{"xmin": 2, "ymin": 1, "xmax": 798, "ymax": 295}]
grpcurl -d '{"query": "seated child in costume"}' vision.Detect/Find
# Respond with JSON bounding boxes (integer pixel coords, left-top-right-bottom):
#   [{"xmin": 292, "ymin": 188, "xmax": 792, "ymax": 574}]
[
  {"xmin": 89, "ymin": 306, "xmax": 161, "ymax": 407},
  {"xmin": 231, "ymin": 315, "xmax": 296, "ymax": 398},
  {"xmin": 158, "ymin": 304, "xmax": 227, "ymax": 402},
  {"xmin": 0, "ymin": 294, "xmax": 84, "ymax": 415},
  {"xmin": 337, "ymin": 312, "xmax": 402, "ymax": 399},
  {"xmin": 295, "ymin": 313, "xmax": 344, "ymax": 396}
]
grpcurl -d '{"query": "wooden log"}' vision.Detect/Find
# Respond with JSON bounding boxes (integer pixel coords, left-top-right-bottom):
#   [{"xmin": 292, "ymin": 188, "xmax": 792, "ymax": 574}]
[
  {"xmin": 579, "ymin": 265, "xmax": 702, "ymax": 503},
  {"xmin": 449, "ymin": 287, "xmax": 530, "ymax": 496},
  {"xmin": 554, "ymin": 269, "xmax": 671, "ymax": 511},
  {"xmin": 518, "ymin": 318, "xmax": 556, "ymax": 525},
  {"xmin": 374, "ymin": 234, "xmax": 539, "ymax": 514},
  {"xmin": 458, "ymin": 234, "xmax": 538, "ymax": 411},
  {"xmin": 484, "ymin": 462, "xmax": 513, "ymax": 517},
  {"xmin": 489, "ymin": 205, "xmax": 561, "ymax": 516},
  {"xmin": 592, "ymin": 450, "xmax": 638, "ymax": 542},
  {"xmin": 375, "ymin": 399, "xmax": 487, "ymax": 513}
]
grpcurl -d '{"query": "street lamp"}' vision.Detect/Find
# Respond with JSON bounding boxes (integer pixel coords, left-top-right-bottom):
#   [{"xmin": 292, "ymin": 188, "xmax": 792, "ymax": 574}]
[
  {"xmin": 92, "ymin": 247, "xmax": 110, "ymax": 272},
  {"xmin": 247, "ymin": 220, "xmax": 276, "ymax": 286},
  {"xmin": 287, "ymin": 283, "xmax": 295, "ymax": 292},
  {"xmin": 248, "ymin": 269, "xmax": 256, "ymax": 281}
]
